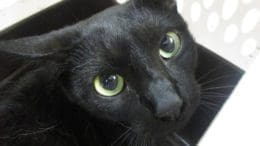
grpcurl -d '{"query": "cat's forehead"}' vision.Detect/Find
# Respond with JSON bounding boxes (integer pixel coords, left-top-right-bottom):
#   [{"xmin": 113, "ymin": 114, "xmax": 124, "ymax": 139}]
[
  {"xmin": 76, "ymin": 3, "xmax": 186, "ymax": 68},
  {"xmin": 81, "ymin": 4, "xmax": 183, "ymax": 47}
]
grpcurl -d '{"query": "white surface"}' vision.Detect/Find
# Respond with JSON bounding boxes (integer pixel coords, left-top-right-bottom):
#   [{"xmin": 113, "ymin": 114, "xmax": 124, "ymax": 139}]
[
  {"xmin": 199, "ymin": 54, "xmax": 260, "ymax": 146},
  {"xmin": 0, "ymin": 0, "xmax": 17, "ymax": 9},
  {"xmin": 0, "ymin": 0, "xmax": 62, "ymax": 31}
]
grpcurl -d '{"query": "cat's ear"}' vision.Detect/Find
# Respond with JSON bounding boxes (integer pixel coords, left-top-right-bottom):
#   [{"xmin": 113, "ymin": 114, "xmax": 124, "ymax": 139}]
[
  {"xmin": 0, "ymin": 28, "xmax": 78, "ymax": 62},
  {"xmin": 132, "ymin": 0, "xmax": 177, "ymax": 10}
]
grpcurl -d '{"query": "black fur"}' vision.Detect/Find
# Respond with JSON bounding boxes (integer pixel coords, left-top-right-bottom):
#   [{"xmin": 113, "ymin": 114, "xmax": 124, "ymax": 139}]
[{"xmin": 0, "ymin": 0, "xmax": 200, "ymax": 145}]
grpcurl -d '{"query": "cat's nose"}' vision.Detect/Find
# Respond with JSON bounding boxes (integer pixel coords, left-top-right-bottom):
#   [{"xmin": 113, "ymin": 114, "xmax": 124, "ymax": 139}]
[
  {"xmin": 143, "ymin": 78, "xmax": 183, "ymax": 121},
  {"xmin": 154, "ymin": 92, "xmax": 183, "ymax": 120}
]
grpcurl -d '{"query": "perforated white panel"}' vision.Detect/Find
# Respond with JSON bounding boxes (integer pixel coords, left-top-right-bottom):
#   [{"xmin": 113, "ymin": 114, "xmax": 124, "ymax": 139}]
[{"xmin": 176, "ymin": 0, "xmax": 260, "ymax": 70}]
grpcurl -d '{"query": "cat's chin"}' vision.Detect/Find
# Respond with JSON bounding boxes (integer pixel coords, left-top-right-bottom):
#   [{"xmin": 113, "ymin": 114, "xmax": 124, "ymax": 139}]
[
  {"xmin": 127, "ymin": 120, "xmax": 180, "ymax": 143},
  {"xmin": 122, "ymin": 128, "xmax": 184, "ymax": 146}
]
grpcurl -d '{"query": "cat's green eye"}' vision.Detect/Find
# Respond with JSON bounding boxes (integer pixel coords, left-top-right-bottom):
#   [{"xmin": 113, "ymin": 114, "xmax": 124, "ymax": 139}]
[
  {"xmin": 94, "ymin": 74, "xmax": 124, "ymax": 97},
  {"xmin": 159, "ymin": 32, "xmax": 181, "ymax": 59}
]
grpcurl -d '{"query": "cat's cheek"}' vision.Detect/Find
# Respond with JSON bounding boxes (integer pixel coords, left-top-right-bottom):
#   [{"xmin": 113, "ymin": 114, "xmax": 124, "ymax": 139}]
[
  {"xmin": 82, "ymin": 91, "xmax": 134, "ymax": 121},
  {"xmin": 177, "ymin": 82, "xmax": 201, "ymax": 127}
]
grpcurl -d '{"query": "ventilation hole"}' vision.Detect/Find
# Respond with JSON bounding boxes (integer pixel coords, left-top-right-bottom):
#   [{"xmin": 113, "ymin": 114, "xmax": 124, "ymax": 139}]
[
  {"xmin": 207, "ymin": 12, "xmax": 219, "ymax": 32},
  {"xmin": 224, "ymin": 24, "xmax": 238, "ymax": 43},
  {"xmin": 222, "ymin": 0, "xmax": 239, "ymax": 20},
  {"xmin": 190, "ymin": 2, "xmax": 202, "ymax": 22},
  {"xmin": 241, "ymin": 9, "xmax": 260, "ymax": 34},
  {"xmin": 202, "ymin": 0, "xmax": 214, "ymax": 9}
]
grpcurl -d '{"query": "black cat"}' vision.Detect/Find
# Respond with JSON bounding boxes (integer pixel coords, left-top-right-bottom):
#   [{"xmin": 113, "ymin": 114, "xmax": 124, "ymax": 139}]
[{"xmin": 0, "ymin": 0, "xmax": 200, "ymax": 145}]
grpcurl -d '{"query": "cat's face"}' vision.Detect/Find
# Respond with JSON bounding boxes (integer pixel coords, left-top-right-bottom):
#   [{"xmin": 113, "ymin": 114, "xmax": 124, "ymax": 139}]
[{"xmin": 65, "ymin": 0, "xmax": 200, "ymax": 144}]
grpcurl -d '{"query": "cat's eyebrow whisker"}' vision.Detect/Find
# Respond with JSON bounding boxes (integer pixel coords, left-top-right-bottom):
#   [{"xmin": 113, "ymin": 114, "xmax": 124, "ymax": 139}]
[
  {"xmin": 199, "ymin": 74, "xmax": 234, "ymax": 86},
  {"xmin": 201, "ymin": 85, "xmax": 235, "ymax": 91}
]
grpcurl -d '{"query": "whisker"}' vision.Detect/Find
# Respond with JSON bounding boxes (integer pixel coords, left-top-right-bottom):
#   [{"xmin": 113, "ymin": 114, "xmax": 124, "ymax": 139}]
[
  {"xmin": 117, "ymin": 121, "xmax": 131, "ymax": 129},
  {"xmin": 18, "ymin": 125, "xmax": 56, "ymax": 137},
  {"xmin": 0, "ymin": 125, "xmax": 57, "ymax": 140},
  {"xmin": 142, "ymin": 136, "xmax": 146, "ymax": 146},
  {"xmin": 201, "ymin": 91, "xmax": 227, "ymax": 96},
  {"xmin": 173, "ymin": 133, "xmax": 190, "ymax": 146},
  {"xmin": 200, "ymin": 74, "xmax": 234, "ymax": 86},
  {"xmin": 202, "ymin": 93, "xmax": 227, "ymax": 97},
  {"xmin": 201, "ymin": 85, "xmax": 235, "ymax": 91},
  {"xmin": 149, "ymin": 137, "xmax": 152, "ymax": 146},
  {"xmin": 0, "ymin": 64, "xmax": 29, "ymax": 89},
  {"xmin": 129, "ymin": 133, "xmax": 137, "ymax": 146},
  {"xmin": 118, "ymin": 130, "xmax": 132, "ymax": 146},
  {"xmin": 200, "ymin": 102, "xmax": 219, "ymax": 111},
  {"xmin": 201, "ymin": 94, "xmax": 227, "ymax": 99},
  {"xmin": 197, "ymin": 65, "xmax": 224, "ymax": 82},
  {"xmin": 167, "ymin": 134, "xmax": 190, "ymax": 146},
  {"xmin": 111, "ymin": 128, "xmax": 131, "ymax": 146},
  {"xmin": 0, "ymin": 136, "xmax": 10, "ymax": 139},
  {"xmin": 198, "ymin": 105, "xmax": 213, "ymax": 114},
  {"xmin": 200, "ymin": 100, "xmax": 220, "ymax": 108},
  {"xmin": 200, "ymin": 96, "xmax": 226, "ymax": 105}
]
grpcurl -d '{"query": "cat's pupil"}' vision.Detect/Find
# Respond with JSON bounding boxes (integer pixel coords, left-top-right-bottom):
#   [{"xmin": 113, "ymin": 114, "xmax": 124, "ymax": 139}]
[
  {"xmin": 160, "ymin": 35, "xmax": 175, "ymax": 52},
  {"xmin": 100, "ymin": 75, "xmax": 118, "ymax": 90}
]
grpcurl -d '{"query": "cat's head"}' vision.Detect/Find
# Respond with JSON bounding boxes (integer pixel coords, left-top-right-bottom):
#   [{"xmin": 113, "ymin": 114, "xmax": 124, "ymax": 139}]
[
  {"xmin": 0, "ymin": 0, "xmax": 200, "ymax": 144},
  {"xmin": 66, "ymin": 0, "xmax": 200, "ymax": 143}
]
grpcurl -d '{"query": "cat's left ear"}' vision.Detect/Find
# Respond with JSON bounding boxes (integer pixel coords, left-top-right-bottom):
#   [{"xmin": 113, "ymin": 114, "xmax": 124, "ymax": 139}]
[
  {"xmin": 132, "ymin": 0, "xmax": 177, "ymax": 11},
  {"xmin": 0, "ymin": 28, "xmax": 78, "ymax": 62}
]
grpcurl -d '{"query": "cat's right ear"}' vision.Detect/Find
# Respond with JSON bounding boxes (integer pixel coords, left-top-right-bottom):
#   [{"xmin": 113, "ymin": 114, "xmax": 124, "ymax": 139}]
[{"xmin": 0, "ymin": 27, "xmax": 79, "ymax": 62}]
